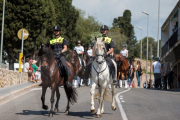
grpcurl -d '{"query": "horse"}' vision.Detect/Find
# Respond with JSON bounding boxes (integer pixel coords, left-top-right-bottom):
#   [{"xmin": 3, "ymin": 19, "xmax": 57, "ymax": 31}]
[
  {"xmin": 90, "ymin": 37, "xmax": 117, "ymax": 118},
  {"xmin": 38, "ymin": 44, "xmax": 77, "ymax": 117},
  {"xmin": 114, "ymin": 53, "xmax": 130, "ymax": 88},
  {"xmin": 70, "ymin": 50, "xmax": 86, "ymax": 87}
]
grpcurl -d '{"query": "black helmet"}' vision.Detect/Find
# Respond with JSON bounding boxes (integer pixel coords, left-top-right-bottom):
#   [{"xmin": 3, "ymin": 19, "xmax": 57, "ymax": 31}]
[
  {"xmin": 100, "ymin": 25, "xmax": 109, "ymax": 31},
  {"xmin": 77, "ymin": 40, "xmax": 81, "ymax": 44},
  {"xmin": 122, "ymin": 44, "xmax": 126, "ymax": 47},
  {"xmin": 88, "ymin": 44, "xmax": 92, "ymax": 47},
  {"xmin": 53, "ymin": 25, "xmax": 61, "ymax": 31}
]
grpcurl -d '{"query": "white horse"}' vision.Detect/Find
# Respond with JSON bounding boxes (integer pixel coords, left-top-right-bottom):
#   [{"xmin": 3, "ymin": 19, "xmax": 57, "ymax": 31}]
[{"xmin": 90, "ymin": 37, "xmax": 117, "ymax": 118}]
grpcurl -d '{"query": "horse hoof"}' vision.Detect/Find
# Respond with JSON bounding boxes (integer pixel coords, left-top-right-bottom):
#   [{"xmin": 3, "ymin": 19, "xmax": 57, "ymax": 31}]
[
  {"xmin": 42, "ymin": 105, "xmax": 48, "ymax": 110},
  {"xmin": 90, "ymin": 109, "xmax": 96, "ymax": 114},
  {"xmin": 111, "ymin": 106, "xmax": 116, "ymax": 111},
  {"xmin": 48, "ymin": 110, "xmax": 53, "ymax": 117},
  {"xmin": 96, "ymin": 114, "xmax": 101, "ymax": 118},
  {"xmin": 65, "ymin": 110, "xmax": 69, "ymax": 115},
  {"xmin": 54, "ymin": 108, "xmax": 59, "ymax": 112}
]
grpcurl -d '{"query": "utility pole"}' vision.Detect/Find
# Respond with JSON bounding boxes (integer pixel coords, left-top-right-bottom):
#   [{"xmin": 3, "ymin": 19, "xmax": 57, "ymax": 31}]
[{"xmin": 150, "ymin": 44, "xmax": 152, "ymax": 88}]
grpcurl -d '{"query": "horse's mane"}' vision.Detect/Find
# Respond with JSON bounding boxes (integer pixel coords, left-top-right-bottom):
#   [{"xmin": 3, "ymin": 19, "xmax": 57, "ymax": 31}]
[{"xmin": 92, "ymin": 38, "xmax": 106, "ymax": 56}]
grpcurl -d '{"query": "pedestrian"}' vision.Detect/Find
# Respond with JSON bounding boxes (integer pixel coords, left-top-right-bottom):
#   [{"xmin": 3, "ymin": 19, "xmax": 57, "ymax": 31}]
[
  {"xmin": 162, "ymin": 59, "xmax": 170, "ymax": 89},
  {"xmin": 129, "ymin": 61, "xmax": 135, "ymax": 87},
  {"xmin": 28, "ymin": 59, "xmax": 34, "ymax": 82},
  {"xmin": 32, "ymin": 60, "xmax": 39, "ymax": 83},
  {"xmin": 168, "ymin": 68, "xmax": 174, "ymax": 89},
  {"xmin": 135, "ymin": 60, "xmax": 142, "ymax": 88},
  {"xmin": 152, "ymin": 57, "xmax": 162, "ymax": 89},
  {"xmin": 24, "ymin": 58, "xmax": 29, "ymax": 73},
  {"xmin": 177, "ymin": 71, "xmax": 180, "ymax": 88}
]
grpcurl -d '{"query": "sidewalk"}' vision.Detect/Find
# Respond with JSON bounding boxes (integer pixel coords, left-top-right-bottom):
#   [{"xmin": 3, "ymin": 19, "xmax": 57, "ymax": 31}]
[{"xmin": 0, "ymin": 82, "xmax": 39, "ymax": 101}]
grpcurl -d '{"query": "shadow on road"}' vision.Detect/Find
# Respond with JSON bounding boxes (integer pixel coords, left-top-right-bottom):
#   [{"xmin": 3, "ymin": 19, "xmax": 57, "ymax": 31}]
[
  {"xmin": 67, "ymin": 111, "xmax": 112, "ymax": 119},
  {"xmin": 16, "ymin": 110, "xmax": 62, "ymax": 116},
  {"xmin": 146, "ymin": 88, "xmax": 180, "ymax": 92}
]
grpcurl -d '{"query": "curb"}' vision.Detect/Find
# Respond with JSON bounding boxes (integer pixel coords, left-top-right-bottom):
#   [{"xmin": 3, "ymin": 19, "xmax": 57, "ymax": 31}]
[{"xmin": 0, "ymin": 83, "xmax": 39, "ymax": 102}]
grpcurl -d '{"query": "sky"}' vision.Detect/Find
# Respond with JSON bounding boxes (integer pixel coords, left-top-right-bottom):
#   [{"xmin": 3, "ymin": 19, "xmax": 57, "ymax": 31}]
[{"xmin": 72, "ymin": 0, "xmax": 179, "ymax": 42}]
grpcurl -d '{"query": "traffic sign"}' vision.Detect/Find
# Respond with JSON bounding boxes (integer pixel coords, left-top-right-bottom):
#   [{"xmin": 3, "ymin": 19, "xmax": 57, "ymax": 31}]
[{"xmin": 17, "ymin": 28, "xmax": 29, "ymax": 40}]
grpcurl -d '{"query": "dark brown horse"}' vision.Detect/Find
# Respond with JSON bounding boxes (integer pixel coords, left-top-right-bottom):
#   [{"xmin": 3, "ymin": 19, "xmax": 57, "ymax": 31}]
[
  {"xmin": 70, "ymin": 50, "xmax": 86, "ymax": 87},
  {"xmin": 114, "ymin": 53, "xmax": 130, "ymax": 81},
  {"xmin": 38, "ymin": 44, "xmax": 77, "ymax": 117}
]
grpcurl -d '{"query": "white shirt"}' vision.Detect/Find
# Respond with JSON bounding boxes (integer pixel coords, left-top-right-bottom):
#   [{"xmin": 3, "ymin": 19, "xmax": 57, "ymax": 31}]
[
  {"xmin": 74, "ymin": 46, "xmax": 84, "ymax": 54},
  {"xmin": 120, "ymin": 49, "xmax": 128, "ymax": 57},
  {"xmin": 131, "ymin": 65, "xmax": 133, "ymax": 69},
  {"xmin": 152, "ymin": 61, "xmax": 161, "ymax": 73},
  {"xmin": 87, "ymin": 49, "xmax": 92, "ymax": 56},
  {"xmin": 24, "ymin": 62, "xmax": 29, "ymax": 72}
]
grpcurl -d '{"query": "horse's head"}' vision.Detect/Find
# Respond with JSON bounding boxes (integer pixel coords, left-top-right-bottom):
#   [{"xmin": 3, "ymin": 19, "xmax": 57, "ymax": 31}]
[
  {"xmin": 93, "ymin": 37, "xmax": 106, "ymax": 64},
  {"xmin": 70, "ymin": 50, "xmax": 77, "ymax": 64},
  {"xmin": 114, "ymin": 54, "xmax": 120, "ymax": 62},
  {"xmin": 38, "ymin": 43, "xmax": 51, "ymax": 69}
]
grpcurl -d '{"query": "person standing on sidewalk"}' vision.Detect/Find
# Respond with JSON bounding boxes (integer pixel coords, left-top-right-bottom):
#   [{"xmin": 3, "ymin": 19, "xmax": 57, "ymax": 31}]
[
  {"xmin": 129, "ymin": 61, "xmax": 135, "ymax": 87},
  {"xmin": 162, "ymin": 59, "xmax": 169, "ymax": 89},
  {"xmin": 136, "ymin": 60, "xmax": 141, "ymax": 88},
  {"xmin": 152, "ymin": 57, "xmax": 162, "ymax": 89}
]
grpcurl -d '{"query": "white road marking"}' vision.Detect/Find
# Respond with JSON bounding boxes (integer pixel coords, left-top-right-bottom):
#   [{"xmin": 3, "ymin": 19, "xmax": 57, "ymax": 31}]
[
  {"xmin": 30, "ymin": 87, "xmax": 50, "ymax": 91},
  {"xmin": 115, "ymin": 88, "xmax": 131, "ymax": 120},
  {"xmin": 120, "ymin": 96, "xmax": 123, "ymax": 98},
  {"xmin": 120, "ymin": 98, "xmax": 123, "ymax": 100},
  {"xmin": 121, "ymin": 100, "xmax": 125, "ymax": 103}
]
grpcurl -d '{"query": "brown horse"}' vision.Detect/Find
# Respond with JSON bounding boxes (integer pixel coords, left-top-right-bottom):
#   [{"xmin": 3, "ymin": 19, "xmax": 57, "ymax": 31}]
[
  {"xmin": 38, "ymin": 44, "xmax": 77, "ymax": 117},
  {"xmin": 70, "ymin": 50, "xmax": 86, "ymax": 87},
  {"xmin": 114, "ymin": 53, "xmax": 130, "ymax": 82}
]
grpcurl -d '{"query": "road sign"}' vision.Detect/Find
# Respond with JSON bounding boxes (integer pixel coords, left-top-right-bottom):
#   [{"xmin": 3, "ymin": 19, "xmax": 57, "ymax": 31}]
[
  {"xmin": 19, "ymin": 53, "xmax": 23, "ymax": 72},
  {"xmin": 17, "ymin": 28, "xmax": 29, "ymax": 40}
]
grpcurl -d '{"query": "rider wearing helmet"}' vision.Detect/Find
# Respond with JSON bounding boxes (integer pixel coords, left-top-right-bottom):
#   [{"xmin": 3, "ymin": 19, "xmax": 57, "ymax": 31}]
[
  {"xmin": 74, "ymin": 40, "xmax": 84, "ymax": 70},
  {"xmin": 84, "ymin": 25, "xmax": 117, "ymax": 85},
  {"xmin": 119, "ymin": 44, "xmax": 130, "ymax": 69},
  {"xmin": 87, "ymin": 44, "xmax": 93, "ymax": 61},
  {"xmin": 48, "ymin": 25, "xmax": 71, "ymax": 86}
]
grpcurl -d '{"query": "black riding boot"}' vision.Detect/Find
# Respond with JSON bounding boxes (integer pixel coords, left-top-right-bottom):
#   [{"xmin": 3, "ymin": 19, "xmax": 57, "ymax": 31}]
[{"xmin": 65, "ymin": 67, "xmax": 71, "ymax": 87}]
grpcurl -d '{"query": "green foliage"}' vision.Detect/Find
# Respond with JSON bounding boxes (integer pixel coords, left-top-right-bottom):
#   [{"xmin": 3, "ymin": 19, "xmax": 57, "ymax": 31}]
[
  {"xmin": 135, "ymin": 37, "xmax": 161, "ymax": 59},
  {"xmin": 112, "ymin": 10, "xmax": 138, "ymax": 62}
]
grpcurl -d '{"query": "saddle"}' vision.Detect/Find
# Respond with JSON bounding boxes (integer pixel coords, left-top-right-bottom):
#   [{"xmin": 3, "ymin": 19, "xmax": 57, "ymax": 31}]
[
  {"xmin": 78, "ymin": 57, "xmax": 86, "ymax": 66},
  {"xmin": 56, "ymin": 60, "xmax": 71, "ymax": 77}
]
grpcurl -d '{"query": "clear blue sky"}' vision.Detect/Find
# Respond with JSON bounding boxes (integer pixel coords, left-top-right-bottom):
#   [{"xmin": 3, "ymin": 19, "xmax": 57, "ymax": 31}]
[{"xmin": 72, "ymin": 0, "xmax": 179, "ymax": 42}]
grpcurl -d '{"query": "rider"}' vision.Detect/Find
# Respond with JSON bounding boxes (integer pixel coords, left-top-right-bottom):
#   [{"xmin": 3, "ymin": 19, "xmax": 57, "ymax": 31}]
[
  {"xmin": 87, "ymin": 44, "xmax": 93, "ymax": 61},
  {"xmin": 48, "ymin": 25, "xmax": 71, "ymax": 87},
  {"xmin": 74, "ymin": 40, "xmax": 85, "ymax": 70},
  {"xmin": 84, "ymin": 25, "xmax": 117, "ymax": 85},
  {"xmin": 119, "ymin": 44, "xmax": 130, "ymax": 67}
]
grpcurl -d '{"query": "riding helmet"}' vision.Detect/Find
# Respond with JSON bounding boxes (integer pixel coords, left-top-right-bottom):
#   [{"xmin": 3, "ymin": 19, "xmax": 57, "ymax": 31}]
[
  {"xmin": 122, "ymin": 44, "xmax": 126, "ymax": 47},
  {"xmin": 53, "ymin": 25, "xmax": 61, "ymax": 31},
  {"xmin": 77, "ymin": 40, "xmax": 81, "ymax": 44},
  {"xmin": 100, "ymin": 25, "xmax": 109, "ymax": 31},
  {"xmin": 88, "ymin": 44, "xmax": 92, "ymax": 47}
]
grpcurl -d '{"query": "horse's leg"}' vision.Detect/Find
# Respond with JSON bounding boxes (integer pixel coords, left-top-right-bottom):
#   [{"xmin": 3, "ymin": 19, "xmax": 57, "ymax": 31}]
[
  {"xmin": 49, "ymin": 85, "xmax": 56, "ymax": 117},
  {"xmin": 100, "ymin": 100, "xmax": 104, "ymax": 115},
  {"xmin": 41, "ymin": 84, "xmax": 48, "ymax": 110},
  {"xmin": 90, "ymin": 82, "xmax": 96, "ymax": 114},
  {"xmin": 111, "ymin": 84, "xmax": 116, "ymax": 111},
  {"xmin": 54, "ymin": 86, "xmax": 60, "ymax": 112},
  {"xmin": 96, "ymin": 87, "xmax": 104, "ymax": 118},
  {"xmin": 64, "ymin": 84, "xmax": 70, "ymax": 114}
]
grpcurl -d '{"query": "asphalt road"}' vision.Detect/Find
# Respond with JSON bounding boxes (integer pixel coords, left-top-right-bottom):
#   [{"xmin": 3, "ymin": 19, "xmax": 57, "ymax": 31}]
[{"xmin": 0, "ymin": 86, "xmax": 180, "ymax": 120}]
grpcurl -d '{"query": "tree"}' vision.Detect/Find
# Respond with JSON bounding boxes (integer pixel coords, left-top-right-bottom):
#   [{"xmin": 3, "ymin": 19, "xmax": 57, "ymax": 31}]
[{"xmin": 112, "ymin": 10, "xmax": 137, "ymax": 61}]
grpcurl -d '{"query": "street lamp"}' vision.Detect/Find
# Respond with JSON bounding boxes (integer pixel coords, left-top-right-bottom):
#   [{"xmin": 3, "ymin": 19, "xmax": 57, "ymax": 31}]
[
  {"xmin": 0, "ymin": 0, "xmax": 5, "ymax": 67},
  {"xmin": 142, "ymin": 11, "xmax": 149, "ymax": 89},
  {"xmin": 157, "ymin": 0, "xmax": 160, "ymax": 58},
  {"xmin": 137, "ymin": 26, "xmax": 143, "ymax": 83}
]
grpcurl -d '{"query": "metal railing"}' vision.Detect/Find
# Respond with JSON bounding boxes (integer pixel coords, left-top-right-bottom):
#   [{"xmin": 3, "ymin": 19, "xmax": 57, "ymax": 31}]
[{"xmin": 161, "ymin": 30, "xmax": 178, "ymax": 57}]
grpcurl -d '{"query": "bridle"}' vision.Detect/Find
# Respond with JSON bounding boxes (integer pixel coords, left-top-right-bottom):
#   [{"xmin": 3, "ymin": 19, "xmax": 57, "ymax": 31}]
[{"xmin": 40, "ymin": 50, "xmax": 57, "ymax": 79}]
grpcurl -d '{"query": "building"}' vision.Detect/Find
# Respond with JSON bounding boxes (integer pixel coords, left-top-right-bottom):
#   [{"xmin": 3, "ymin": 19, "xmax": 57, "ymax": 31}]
[{"xmin": 161, "ymin": 0, "xmax": 180, "ymax": 88}]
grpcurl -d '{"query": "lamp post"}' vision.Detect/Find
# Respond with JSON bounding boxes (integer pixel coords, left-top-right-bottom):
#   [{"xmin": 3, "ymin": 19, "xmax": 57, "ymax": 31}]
[
  {"xmin": 142, "ymin": 11, "xmax": 149, "ymax": 88},
  {"xmin": 0, "ymin": 0, "xmax": 5, "ymax": 67},
  {"xmin": 137, "ymin": 26, "xmax": 143, "ymax": 82},
  {"xmin": 157, "ymin": 0, "xmax": 160, "ymax": 58}
]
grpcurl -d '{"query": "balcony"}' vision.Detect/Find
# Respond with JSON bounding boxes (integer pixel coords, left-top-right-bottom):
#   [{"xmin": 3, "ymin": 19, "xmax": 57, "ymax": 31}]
[{"xmin": 161, "ymin": 29, "xmax": 178, "ymax": 58}]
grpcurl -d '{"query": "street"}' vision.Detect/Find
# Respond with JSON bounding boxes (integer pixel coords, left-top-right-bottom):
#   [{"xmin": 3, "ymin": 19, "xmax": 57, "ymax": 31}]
[{"xmin": 0, "ymin": 86, "xmax": 180, "ymax": 120}]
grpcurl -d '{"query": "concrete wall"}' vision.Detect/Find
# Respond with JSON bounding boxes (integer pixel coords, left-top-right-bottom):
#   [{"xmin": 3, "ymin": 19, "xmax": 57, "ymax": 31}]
[{"xmin": 0, "ymin": 68, "xmax": 28, "ymax": 88}]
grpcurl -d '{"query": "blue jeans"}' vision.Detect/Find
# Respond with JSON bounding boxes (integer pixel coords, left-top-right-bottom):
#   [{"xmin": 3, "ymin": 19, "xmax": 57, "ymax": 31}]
[{"xmin": 136, "ymin": 71, "xmax": 140, "ymax": 87}]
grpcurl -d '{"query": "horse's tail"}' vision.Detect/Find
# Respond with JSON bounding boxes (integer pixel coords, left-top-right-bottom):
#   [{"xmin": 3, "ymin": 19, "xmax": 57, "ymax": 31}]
[
  {"xmin": 64, "ymin": 85, "xmax": 78, "ymax": 105},
  {"xmin": 103, "ymin": 85, "xmax": 112, "ymax": 102}
]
